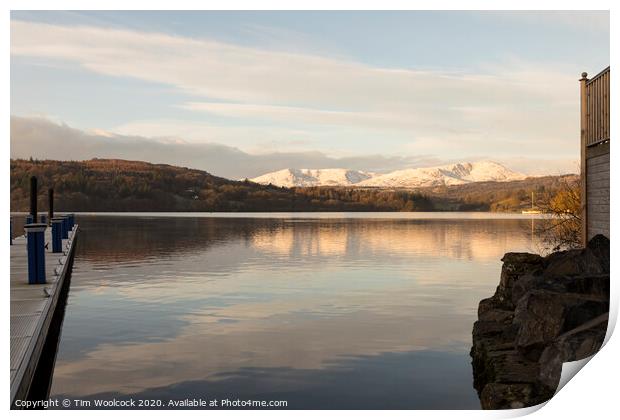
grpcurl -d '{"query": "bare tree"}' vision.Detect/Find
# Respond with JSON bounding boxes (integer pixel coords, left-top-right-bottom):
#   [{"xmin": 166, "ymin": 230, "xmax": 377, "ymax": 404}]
[{"xmin": 535, "ymin": 175, "xmax": 582, "ymax": 252}]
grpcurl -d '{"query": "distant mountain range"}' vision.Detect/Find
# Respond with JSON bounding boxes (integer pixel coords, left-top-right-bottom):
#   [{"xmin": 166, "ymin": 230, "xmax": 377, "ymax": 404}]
[
  {"xmin": 250, "ymin": 168, "xmax": 376, "ymax": 188},
  {"xmin": 250, "ymin": 161, "xmax": 527, "ymax": 188}
]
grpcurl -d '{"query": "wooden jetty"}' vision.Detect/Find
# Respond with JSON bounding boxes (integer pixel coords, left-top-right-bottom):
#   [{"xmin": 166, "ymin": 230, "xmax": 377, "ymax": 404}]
[{"xmin": 10, "ymin": 219, "xmax": 79, "ymax": 406}]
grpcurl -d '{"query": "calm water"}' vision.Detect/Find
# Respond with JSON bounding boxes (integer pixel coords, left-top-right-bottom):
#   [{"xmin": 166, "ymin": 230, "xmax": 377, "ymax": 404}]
[{"xmin": 46, "ymin": 213, "xmax": 540, "ymax": 409}]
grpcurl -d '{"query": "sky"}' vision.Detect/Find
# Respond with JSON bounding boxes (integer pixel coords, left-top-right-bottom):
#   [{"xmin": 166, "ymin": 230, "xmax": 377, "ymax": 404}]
[{"xmin": 10, "ymin": 11, "xmax": 610, "ymax": 179}]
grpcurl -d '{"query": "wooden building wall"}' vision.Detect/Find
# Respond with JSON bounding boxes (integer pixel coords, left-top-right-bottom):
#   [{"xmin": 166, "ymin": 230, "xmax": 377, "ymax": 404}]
[
  {"xmin": 586, "ymin": 142, "xmax": 610, "ymax": 239},
  {"xmin": 580, "ymin": 67, "xmax": 610, "ymax": 244}
]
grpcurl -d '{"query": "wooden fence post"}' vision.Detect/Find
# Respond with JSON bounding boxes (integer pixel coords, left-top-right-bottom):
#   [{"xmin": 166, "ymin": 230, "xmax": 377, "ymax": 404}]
[{"xmin": 579, "ymin": 72, "xmax": 589, "ymax": 247}]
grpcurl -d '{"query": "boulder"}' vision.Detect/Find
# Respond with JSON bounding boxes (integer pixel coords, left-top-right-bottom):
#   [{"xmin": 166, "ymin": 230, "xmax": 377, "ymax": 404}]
[
  {"xmin": 510, "ymin": 272, "xmax": 610, "ymax": 307},
  {"xmin": 513, "ymin": 290, "xmax": 608, "ymax": 360},
  {"xmin": 478, "ymin": 307, "xmax": 514, "ymax": 324},
  {"xmin": 538, "ymin": 313, "xmax": 608, "ymax": 390},
  {"xmin": 480, "ymin": 383, "xmax": 551, "ymax": 410},
  {"xmin": 543, "ymin": 249, "xmax": 584, "ymax": 278},
  {"xmin": 484, "ymin": 349, "xmax": 540, "ymax": 384},
  {"xmin": 562, "ymin": 296, "xmax": 609, "ymax": 331},
  {"xmin": 542, "ymin": 235, "xmax": 609, "ymax": 280},
  {"xmin": 557, "ymin": 274, "xmax": 610, "ymax": 298},
  {"xmin": 496, "ymin": 253, "xmax": 544, "ymax": 308},
  {"xmin": 513, "ymin": 290, "xmax": 565, "ymax": 360},
  {"xmin": 585, "ymin": 234, "xmax": 610, "ymax": 272},
  {"xmin": 510, "ymin": 272, "xmax": 545, "ymax": 307},
  {"xmin": 478, "ymin": 296, "xmax": 501, "ymax": 317}
]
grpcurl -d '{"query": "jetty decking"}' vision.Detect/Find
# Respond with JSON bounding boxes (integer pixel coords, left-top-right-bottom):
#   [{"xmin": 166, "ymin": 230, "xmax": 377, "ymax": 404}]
[{"xmin": 10, "ymin": 223, "xmax": 79, "ymax": 406}]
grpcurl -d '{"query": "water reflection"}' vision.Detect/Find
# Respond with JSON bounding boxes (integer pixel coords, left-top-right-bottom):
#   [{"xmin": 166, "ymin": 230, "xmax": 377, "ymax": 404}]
[
  {"xmin": 64, "ymin": 351, "xmax": 477, "ymax": 409},
  {"xmin": 50, "ymin": 215, "xmax": 537, "ymax": 409}
]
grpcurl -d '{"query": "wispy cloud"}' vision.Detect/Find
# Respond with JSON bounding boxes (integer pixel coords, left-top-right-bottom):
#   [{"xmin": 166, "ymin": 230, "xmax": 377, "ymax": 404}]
[{"xmin": 178, "ymin": 102, "xmax": 419, "ymax": 130}]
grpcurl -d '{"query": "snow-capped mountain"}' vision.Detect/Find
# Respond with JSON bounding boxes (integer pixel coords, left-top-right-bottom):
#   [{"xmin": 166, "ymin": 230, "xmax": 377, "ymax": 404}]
[
  {"xmin": 250, "ymin": 161, "xmax": 526, "ymax": 188},
  {"xmin": 250, "ymin": 168, "xmax": 375, "ymax": 188},
  {"xmin": 358, "ymin": 161, "xmax": 526, "ymax": 188}
]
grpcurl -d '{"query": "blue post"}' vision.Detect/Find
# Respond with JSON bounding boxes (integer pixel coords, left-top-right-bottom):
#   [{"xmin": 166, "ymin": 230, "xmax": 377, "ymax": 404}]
[
  {"xmin": 25, "ymin": 223, "xmax": 47, "ymax": 284},
  {"xmin": 61, "ymin": 216, "xmax": 69, "ymax": 239},
  {"xmin": 51, "ymin": 218, "xmax": 63, "ymax": 253}
]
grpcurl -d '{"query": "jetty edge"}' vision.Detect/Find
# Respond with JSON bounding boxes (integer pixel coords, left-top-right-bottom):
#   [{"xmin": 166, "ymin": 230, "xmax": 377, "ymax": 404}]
[{"xmin": 10, "ymin": 216, "xmax": 79, "ymax": 408}]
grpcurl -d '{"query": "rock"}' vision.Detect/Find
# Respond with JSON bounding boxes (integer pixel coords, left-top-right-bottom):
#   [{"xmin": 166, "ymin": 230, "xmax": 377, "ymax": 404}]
[
  {"xmin": 543, "ymin": 249, "xmax": 584, "ymax": 278},
  {"xmin": 513, "ymin": 290, "xmax": 608, "ymax": 360},
  {"xmin": 511, "ymin": 272, "xmax": 610, "ymax": 307},
  {"xmin": 478, "ymin": 296, "xmax": 501, "ymax": 317},
  {"xmin": 513, "ymin": 290, "xmax": 565, "ymax": 360},
  {"xmin": 542, "ymin": 235, "xmax": 609, "ymax": 280},
  {"xmin": 496, "ymin": 253, "xmax": 544, "ymax": 308},
  {"xmin": 478, "ymin": 307, "xmax": 514, "ymax": 324},
  {"xmin": 485, "ymin": 349, "xmax": 540, "ymax": 384},
  {"xmin": 538, "ymin": 313, "xmax": 608, "ymax": 390},
  {"xmin": 473, "ymin": 306, "xmax": 519, "ymax": 353},
  {"xmin": 471, "ymin": 320, "xmax": 520, "ymax": 393},
  {"xmin": 501, "ymin": 252, "xmax": 545, "ymax": 265},
  {"xmin": 472, "ymin": 321, "xmax": 518, "ymax": 355},
  {"xmin": 562, "ymin": 296, "xmax": 609, "ymax": 331},
  {"xmin": 586, "ymin": 234, "xmax": 610, "ymax": 272},
  {"xmin": 557, "ymin": 274, "xmax": 610, "ymax": 298},
  {"xmin": 480, "ymin": 383, "xmax": 551, "ymax": 410},
  {"xmin": 510, "ymin": 272, "xmax": 545, "ymax": 307}
]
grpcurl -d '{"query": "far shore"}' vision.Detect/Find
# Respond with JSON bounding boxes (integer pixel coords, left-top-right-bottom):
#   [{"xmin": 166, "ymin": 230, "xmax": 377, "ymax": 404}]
[{"xmin": 10, "ymin": 211, "xmax": 551, "ymax": 219}]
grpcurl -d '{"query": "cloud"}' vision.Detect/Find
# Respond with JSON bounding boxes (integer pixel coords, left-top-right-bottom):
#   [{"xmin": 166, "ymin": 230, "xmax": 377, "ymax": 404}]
[
  {"xmin": 11, "ymin": 19, "xmax": 581, "ymax": 161},
  {"xmin": 178, "ymin": 102, "xmax": 416, "ymax": 129},
  {"xmin": 10, "ymin": 116, "xmax": 445, "ymax": 179},
  {"xmin": 488, "ymin": 10, "xmax": 609, "ymax": 34},
  {"xmin": 11, "ymin": 116, "xmax": 577, "ymax": 179}
]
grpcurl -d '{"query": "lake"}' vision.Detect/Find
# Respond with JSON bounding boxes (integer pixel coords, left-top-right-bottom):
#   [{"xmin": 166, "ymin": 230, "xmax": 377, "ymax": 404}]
[{"xmin": 44, "ymin": 213, "xmax": 541, "ymax": 409}]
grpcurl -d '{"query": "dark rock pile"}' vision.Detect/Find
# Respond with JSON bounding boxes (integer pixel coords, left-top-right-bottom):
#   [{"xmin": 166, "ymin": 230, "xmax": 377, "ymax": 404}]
[{"xmin": 471, "ymin": 235, "xmax": 610, "ymax": 409}]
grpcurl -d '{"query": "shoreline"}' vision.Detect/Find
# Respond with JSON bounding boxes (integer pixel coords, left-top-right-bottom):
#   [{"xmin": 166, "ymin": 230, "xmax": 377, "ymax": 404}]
[{"xmin": 9, "ymin": 211, "xmax": 550, "ymax": 220}]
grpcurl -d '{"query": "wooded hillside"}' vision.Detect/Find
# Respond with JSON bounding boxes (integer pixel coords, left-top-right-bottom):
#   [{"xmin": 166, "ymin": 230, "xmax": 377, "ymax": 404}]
[{"xmin": 10, "ymin": 159, "xmax": 434, "ymax": 212}]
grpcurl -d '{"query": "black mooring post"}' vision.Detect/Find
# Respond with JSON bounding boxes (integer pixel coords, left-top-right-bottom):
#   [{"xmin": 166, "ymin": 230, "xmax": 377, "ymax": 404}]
[
  {"xmin": 30, "ymin": 176, "xmax": 38, "ymax": 220},
  {"xmin": 48, "ymin": 188, "xmax": 54, "ymax": 223}
]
